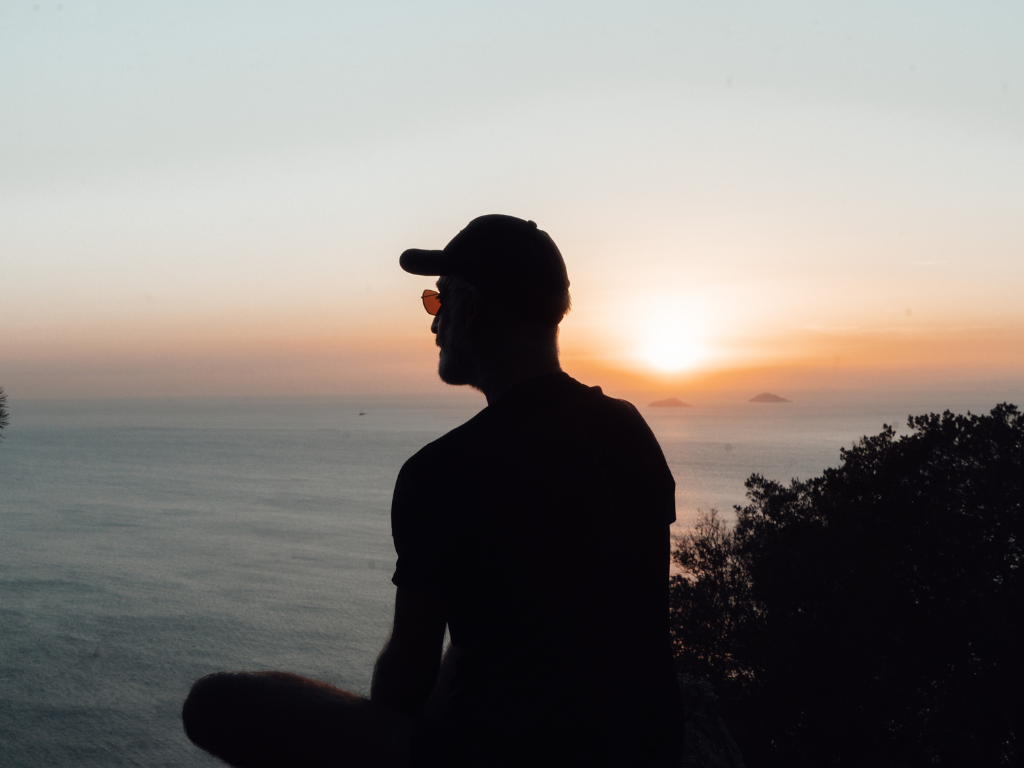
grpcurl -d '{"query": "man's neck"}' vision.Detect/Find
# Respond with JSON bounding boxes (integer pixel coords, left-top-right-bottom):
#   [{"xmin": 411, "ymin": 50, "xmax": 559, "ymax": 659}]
[{"xmin": 475, "ymin": 357, "xmax": 563, "ymax": 406}]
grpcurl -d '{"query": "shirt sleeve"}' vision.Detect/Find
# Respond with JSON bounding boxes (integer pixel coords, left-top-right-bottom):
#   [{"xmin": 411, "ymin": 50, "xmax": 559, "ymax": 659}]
[
  {"xmin": 390, "ymin": 457, "xmax": 439, "ymax": 593},
  {"xmin": 650, "ymin": 434, "xmax": 677, "ymax": 526},
  {"xmin": 617, "ymin": 400, "xmax": 677, "ymax": 525}
]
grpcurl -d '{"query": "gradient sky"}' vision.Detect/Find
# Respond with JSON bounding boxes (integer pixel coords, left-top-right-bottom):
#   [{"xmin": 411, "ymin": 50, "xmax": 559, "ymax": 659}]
[{"xmin": 2, "ymin": 1, "xmax": 1022, "ymax": 399}]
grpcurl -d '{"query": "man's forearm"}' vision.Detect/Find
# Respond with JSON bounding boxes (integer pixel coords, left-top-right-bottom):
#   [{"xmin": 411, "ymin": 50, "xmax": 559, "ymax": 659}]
[
  {"xmin": 370, "ymin": 633, "xmax": 440, "ymax": 713},
  {"xmin": 422, "ymin": 643, "xmax": 460, "ymax": 719}
]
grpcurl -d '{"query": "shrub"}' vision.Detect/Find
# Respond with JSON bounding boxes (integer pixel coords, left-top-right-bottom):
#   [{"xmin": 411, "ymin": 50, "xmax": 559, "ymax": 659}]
[{"xmin": 670, "ymin": 404, "xmax": 1023, "ymax": 767}]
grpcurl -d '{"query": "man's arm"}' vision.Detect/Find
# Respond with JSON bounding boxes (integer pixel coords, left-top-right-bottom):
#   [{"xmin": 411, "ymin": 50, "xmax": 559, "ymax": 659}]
[
  {"xmin": 422, "ymin": 641, "xmax": 460, "ymax": 719},
  {"xmin": 370, "ymin": 586, "xmax": 447, "ymax": 714}
]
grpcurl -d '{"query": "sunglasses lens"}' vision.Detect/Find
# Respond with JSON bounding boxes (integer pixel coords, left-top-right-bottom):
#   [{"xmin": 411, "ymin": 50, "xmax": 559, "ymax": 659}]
[{"xmin": 421, "ymin": 290, "xmax": 441, "ymax": 315}]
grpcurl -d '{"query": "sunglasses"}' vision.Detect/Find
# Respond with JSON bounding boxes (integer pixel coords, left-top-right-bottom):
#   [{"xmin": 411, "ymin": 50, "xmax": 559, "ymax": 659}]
[
  {"xmin": 421, "ymin": 290, "xmax": 442, "ymax": 316},
  {"xmin": 420, "ymin": 287, "xmax": 471, "ymax": 316}
]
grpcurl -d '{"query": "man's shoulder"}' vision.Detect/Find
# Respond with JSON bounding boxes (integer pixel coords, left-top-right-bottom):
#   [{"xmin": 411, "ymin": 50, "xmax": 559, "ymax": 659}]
[
  {"xmin": 397, "ymin": 377, "xmax": 655, "ymax": 476},
  {"xmin": 565, "ymin": 379, "xmax": 651, "ymax": 430},
  {"xmin": 397, "ymin": 407, "xmax": 491, "ymax": 478}
]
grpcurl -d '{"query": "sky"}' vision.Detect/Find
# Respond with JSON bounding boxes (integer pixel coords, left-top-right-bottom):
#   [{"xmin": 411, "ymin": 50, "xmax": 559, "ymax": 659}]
[{"xmin": 2, "ymin": 0, "xmax": 1022, "ymax": 400}]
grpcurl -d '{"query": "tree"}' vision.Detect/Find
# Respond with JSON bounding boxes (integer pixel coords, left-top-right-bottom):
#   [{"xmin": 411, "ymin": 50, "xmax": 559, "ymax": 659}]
[
  {"xmin": 0, "ymin": 386, "xmax": 8, "ymax": 439},
  {"xmin": 670, "ymin": 404, "xmax": 1023, "ymax": 767}
]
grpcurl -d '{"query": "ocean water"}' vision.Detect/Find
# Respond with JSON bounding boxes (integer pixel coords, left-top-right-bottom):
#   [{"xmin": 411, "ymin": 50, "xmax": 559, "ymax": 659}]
[{"xmin": 0, "ymin": 390, "xmax": 1012, "ymax": 767}]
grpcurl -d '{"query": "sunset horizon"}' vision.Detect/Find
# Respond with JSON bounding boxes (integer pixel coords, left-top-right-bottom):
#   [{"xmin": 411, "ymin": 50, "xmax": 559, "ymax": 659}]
[{"xmin": 5, "ymin": 290, "xmax": 1021, "ymax": 401}]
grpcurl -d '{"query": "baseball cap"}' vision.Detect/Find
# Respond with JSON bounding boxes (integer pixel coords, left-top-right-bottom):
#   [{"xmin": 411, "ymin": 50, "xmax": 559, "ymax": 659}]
[{"xmin": 399, "ymin": 214, "xmax": 570, "ymax": 301}]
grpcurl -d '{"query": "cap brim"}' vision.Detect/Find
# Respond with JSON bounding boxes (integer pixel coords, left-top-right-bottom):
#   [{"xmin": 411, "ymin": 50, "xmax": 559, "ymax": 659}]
[{"xmin": 399, "ymin": 249, "xmax": 452, "ymax": 276}]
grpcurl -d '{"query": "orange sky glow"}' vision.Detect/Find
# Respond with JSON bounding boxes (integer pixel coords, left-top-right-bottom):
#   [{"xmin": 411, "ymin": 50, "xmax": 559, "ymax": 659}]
[{"xmin": 2, "ymin": 2, "xmax": 1022, "ymax": 403}]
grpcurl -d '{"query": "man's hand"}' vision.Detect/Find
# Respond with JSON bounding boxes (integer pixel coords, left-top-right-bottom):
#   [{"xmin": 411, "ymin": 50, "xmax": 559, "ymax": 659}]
[{"xmin": 370, "ymin": 587, "xmax": 447, "ymax": 714}]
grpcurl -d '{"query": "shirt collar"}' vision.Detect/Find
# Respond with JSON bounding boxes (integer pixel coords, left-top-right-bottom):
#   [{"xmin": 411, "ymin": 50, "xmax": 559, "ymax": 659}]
[{"xmin": 489, "ymin": 371, "xmax": 578, "ymax": 409}]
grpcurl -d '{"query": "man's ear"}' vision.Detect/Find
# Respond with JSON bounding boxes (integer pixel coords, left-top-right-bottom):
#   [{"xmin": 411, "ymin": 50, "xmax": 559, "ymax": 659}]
[{"xmin": 464, "ymin": 287, "xmax": 482, "ymax": 329}]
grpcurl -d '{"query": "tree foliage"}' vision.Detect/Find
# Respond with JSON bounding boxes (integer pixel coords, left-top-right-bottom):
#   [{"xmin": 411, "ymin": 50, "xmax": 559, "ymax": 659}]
[
  {"xmin": 670, "ymin": 404, "xmax": 1023, "ymax": 767},
  {"xmin": 0, "ymin": 386, "xmax": 8, "ymax": 439}
]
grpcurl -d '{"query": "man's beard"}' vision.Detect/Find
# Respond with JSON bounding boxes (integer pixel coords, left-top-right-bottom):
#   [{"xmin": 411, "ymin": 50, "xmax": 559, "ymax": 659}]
[{"xmin": 437, "ymin": 320, "xmax": 478, "ymax": 386}]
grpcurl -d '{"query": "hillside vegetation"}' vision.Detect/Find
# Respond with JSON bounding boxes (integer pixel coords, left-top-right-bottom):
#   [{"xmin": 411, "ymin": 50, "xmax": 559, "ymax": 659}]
[{"xmin": 670, "ymin": 404, "xmax": 1023, "ymax": 767}]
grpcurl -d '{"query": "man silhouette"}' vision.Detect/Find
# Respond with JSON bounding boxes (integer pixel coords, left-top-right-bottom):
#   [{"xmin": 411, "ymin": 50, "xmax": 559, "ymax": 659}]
[{"xmin": 182, "ymin": 215, "xmax": 683, "ymax": 767}]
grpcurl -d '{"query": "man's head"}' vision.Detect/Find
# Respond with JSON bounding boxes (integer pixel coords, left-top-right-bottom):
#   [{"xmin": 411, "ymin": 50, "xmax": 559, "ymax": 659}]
[{"xmin": 400, "ymin": 215, "xmax": 571, "ymax": 389}]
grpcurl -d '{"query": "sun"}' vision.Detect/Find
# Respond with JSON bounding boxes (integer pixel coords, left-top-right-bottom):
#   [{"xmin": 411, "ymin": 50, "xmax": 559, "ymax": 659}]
[
  {"xmin": 607, "ymin": 292, "xmax": 716, "ymax": 375},
  {"xmin": 641, "ymin": 326, "xmax": 706, "ymax": 372}
]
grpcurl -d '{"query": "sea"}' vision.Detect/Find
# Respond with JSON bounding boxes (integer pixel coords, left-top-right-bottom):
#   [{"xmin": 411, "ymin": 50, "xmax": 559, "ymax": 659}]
[{"xmin": 0, "ymin": 388, "xmax": 1016, "ymax": 767}]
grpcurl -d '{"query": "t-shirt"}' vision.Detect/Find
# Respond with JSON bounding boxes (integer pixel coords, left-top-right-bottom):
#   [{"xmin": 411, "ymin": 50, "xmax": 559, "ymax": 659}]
[{"xmin": 391, "ymin": 373, "xmax": 683, "ymax": 767}]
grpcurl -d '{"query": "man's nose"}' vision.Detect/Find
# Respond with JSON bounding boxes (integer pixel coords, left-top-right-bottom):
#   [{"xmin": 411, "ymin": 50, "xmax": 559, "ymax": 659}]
[{"xmin": 431, "ymin": 314, "xmax": 439, "ymax": 335}]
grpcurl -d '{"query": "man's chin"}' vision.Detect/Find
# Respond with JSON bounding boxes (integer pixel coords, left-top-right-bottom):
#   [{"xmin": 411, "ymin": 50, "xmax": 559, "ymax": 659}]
[
  {"xmin": 438, "ymin": 364, "xmax": 471, "ymax": 386},
  {"xmin": 438, "ymin": 353, "xmax": 473, "ymax": 386}
]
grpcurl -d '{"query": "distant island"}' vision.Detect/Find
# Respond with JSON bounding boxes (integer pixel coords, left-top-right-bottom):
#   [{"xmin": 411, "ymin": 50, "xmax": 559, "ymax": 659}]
[
  {"xmin": 650, "ymin": 398, "xmax": 691, "ymax": 408},
  {"xmin": 750, "ymin": 392, "xmax": 790, "ymax": 403}
]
